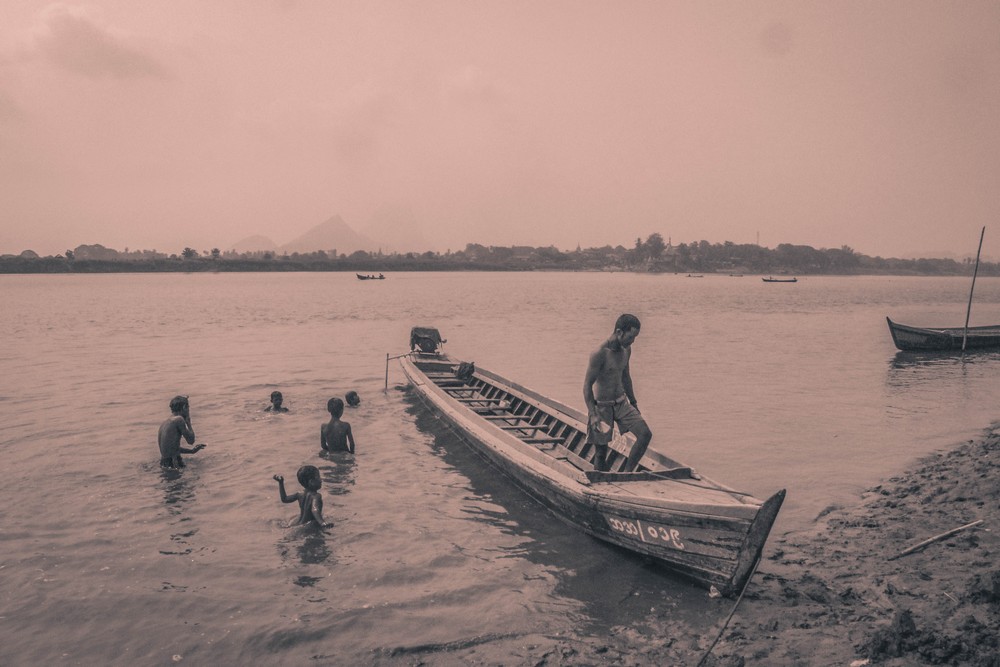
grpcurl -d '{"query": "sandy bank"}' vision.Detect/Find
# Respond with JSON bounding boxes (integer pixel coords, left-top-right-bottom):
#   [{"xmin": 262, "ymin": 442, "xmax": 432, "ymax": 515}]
[{"xmin": 701, "ymin": 423, "xmax": 1000, "ymax": 667}]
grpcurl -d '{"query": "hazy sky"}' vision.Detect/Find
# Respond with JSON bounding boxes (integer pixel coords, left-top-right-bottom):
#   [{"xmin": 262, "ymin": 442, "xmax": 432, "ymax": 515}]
[{"xmin": 2, "ymin": 1, "xmax": 999, "ymax": 257}]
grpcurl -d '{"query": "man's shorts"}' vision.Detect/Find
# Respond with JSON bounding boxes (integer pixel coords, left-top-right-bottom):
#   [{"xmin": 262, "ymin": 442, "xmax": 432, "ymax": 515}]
[{"xmin": 587, "ymin": 395, "xmax": 646, "ymax": 445}]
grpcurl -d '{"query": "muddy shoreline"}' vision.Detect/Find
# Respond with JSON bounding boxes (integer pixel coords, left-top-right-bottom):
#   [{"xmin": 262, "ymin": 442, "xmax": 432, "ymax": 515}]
[{"xmin": 702, "ymin": 422, "xmax": 1000, "ymax": 667}]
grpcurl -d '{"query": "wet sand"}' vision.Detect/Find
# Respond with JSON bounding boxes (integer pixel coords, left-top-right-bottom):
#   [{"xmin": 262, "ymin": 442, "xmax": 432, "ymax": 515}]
[
  {"xmin": 410, "ymin": 423, "xmax": 999, "ymax": 666},
  {"xmin": 701, "ymin": 422, "xmax": 1000, "ymax": 667}
]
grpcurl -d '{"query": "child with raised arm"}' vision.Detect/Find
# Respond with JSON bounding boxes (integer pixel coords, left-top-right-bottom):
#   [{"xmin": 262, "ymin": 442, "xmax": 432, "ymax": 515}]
[
  {"xmin": 321, "ymin": 397, "xmax": 356, "ymax": 454},
  {"xmin": 158, "ymin": 395, "xmax": 206, "ymax": 468},
  {"xmin": 273, "ymin": 465, "xmax": 331, "ymax": 528}
]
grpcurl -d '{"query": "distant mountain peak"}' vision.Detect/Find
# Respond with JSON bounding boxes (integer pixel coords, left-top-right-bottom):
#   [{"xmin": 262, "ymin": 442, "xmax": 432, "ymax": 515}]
[{"xmin": 281, "ymin": 214, "xmax": 379, "ymax": 255}]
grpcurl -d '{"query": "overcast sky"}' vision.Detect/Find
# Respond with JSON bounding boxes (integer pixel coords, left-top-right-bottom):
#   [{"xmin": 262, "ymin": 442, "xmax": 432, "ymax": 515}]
[{"xmin": 2, "ymin": 1, "xmax": 999, "ymax": 257}]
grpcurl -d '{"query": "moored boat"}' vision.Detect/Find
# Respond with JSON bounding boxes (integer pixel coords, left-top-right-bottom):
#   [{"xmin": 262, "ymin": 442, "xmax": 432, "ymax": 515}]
[
  {"xmin": 762, "ymin": 276, "xmax": 797, "ymax": 283},
  {"xmin": 399, "ymin": 327, "xmax": 786, "ymax": 596},
  {"xmin": 886, "ymin": 317, "xmax": 1000, "ymax": 352}
]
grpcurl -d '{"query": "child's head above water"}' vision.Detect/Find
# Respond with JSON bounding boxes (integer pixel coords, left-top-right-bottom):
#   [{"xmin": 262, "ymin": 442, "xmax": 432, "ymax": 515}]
[
  {"xmin": 327, "ymin": 397, "xmax": 344, "ymax": 418},
  {"xmin": 345, "ymin": 391, "xmax": 360, "ymax": 407},
  {"xmin": 169, "ymin": 395, "xmax": 189, "ymax": 413},
  {"xmin": 296, "ymin": 464, "xmax": 321, "ymax": 490}
]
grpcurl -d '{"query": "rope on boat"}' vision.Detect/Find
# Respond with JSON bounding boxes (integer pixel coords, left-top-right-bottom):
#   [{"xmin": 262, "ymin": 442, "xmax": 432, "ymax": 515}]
[{"xmin": 696, "ymin": 553, "xmax": 763, "ymax": 667}]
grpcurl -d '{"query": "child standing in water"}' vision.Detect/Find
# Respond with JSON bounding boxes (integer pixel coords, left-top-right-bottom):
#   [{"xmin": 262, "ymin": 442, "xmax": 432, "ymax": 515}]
[
  {"xmin": 321, "ymin": 397, "xmax": 356, "ymax": 454},
  {"xmin": 273, "ymin": 465, "xmax": 331, "ymax": 528},
  {"xmin": 158, "ymin": 395, "xmax": 206, "ymax": 468},
  {"xmin": 265, "ymin": 390, "xmax": 289, "ymax": 412}
]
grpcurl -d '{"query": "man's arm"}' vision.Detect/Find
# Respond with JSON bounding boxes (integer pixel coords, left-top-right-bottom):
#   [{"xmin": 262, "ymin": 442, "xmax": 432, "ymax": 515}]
[
  {"xmin": 621, "ymin": 351, "xmax": 637, "ymax": 408},
  {"xmin": 583, "ymin": 349, "xmax": 603, "ymax": 423},
  {"xmin": 346, "ymin": 424, "xmax": 356, "ymax": 454},
  {"xmin": 320, "ymin": 424, "xmax": 329, "ymax": 450},
  {"xmin": 179, "ymin": 416, "xmax": 195, "ymax": 445},
  {"xmin": 179, "ymin": 443, "xmax": 206, "ymax": 454}
]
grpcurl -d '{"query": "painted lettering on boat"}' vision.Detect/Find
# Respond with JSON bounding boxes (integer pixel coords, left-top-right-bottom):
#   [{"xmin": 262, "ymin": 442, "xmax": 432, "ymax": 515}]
[{"xmin": 605, "ymin": 515, "xmax": 685, "ymax": 550}]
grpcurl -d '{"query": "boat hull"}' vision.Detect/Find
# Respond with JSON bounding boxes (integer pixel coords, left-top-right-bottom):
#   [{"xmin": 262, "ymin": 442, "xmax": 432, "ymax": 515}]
[
  {"xmin": 399, "ymin": 346, "xmax": 784, "ymax": 595},
  {"xmin": 886, "ymin": 317, "xmax": 1000, "ymax": 351}
]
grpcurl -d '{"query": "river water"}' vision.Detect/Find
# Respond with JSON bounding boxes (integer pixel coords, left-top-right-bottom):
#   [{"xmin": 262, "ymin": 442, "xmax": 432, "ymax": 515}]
[{"xmin": 2, "ymin": 271, "xmax": 999, "ymax": 665}]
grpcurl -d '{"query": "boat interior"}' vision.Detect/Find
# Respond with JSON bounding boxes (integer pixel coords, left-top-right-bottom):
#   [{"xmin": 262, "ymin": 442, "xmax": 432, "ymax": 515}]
[{"xmin": 409, "ymin": 353, "xmax": 701, "ymax": 484}]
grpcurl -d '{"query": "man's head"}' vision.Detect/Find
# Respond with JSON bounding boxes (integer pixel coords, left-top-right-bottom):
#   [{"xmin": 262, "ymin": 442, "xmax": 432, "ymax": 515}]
[
  {"xmin": 614, "ymin": 314, "xmax": 641, "ymax": 347},
  {"xmin": 327, "ymin": 397, "xmax": 345, "ymax": 418},
  {"xmin": 345, "ymin": 391, "xmax": 360, "ymax": 407},
  {"xmin": 169, "ymin": 395, "xmax": 189, "ymax": 414},
  {"xmin": 270, "ymin": 391, "xmax": 283, "ymax": 407},
  {"xmin": 296, "ymin": 464, "xmax": 322, "ymax": 490}
]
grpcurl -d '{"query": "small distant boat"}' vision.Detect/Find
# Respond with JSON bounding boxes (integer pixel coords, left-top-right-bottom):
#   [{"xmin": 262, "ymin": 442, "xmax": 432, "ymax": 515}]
[
  {"xmin": 686, "ymin": 274, "xmax": 704, "ymax": 278},
  {"xmin": 356, "ymin": 273, "xmax": 385, "ymax": 280},
  {"xmin": 762, "ymin": 276, "xmax": 797, "ymax": 283},
  {"xmin": 399, "ymin": 327, "xmax": 786, "ymax": 595},
  {"xmin": 886, "ymin": 317, "xmax": 1000, "ymax": 352}
]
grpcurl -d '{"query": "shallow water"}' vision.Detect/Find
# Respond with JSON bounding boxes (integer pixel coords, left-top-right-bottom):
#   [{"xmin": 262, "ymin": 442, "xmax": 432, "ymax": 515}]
[{"xmin": 2, "ymin": 271, "xmax": 999, "ymax": 664}]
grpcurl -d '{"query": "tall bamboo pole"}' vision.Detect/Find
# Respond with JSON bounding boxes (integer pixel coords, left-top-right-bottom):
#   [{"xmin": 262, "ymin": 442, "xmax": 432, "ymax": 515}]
[{"xmin": 962, "ymin": 226, "xmax": 986, "ymax": 352}]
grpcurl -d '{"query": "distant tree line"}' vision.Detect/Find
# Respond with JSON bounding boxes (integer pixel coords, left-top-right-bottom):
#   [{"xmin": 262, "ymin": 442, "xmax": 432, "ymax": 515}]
[{"xmin": 1, "ymin": 235, "xmax": 996, "ymax": 276}]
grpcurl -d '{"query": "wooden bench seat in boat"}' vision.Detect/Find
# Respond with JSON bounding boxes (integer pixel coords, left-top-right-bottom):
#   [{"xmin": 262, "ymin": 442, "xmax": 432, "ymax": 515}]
[
  {"xmin": 522, "ymin": 435, "xmax": 565, "ymax": 445},
  {"xmin": 533, "ymin": 442, "xmax": 593, "ymax": 471},
  {"xmin": 481, "ymin": 414, "xmax": 536, "ymax": 422},
  {"xmin": 497, "ymin": 423, "xmax": 546, "ymax": 431}
]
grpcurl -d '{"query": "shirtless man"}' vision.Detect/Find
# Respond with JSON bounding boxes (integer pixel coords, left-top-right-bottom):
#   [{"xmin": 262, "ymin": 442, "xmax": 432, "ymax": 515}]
[
  {"xmin": 158, "ymin": 395, "xmax": 206, "ymax": 468},
  {"xmin": 583, "ymin": 314, "xmax": 652, "ymax": 472}
]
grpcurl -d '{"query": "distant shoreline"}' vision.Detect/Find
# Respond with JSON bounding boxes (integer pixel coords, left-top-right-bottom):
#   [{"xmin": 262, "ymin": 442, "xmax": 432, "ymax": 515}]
[
  {"xmin": 1, "ymin": 259, "xmax": 997, "ymax": 278},
  {"xmin": 3, "ymin": 238, "xmax": 998, "ymax": 277}
]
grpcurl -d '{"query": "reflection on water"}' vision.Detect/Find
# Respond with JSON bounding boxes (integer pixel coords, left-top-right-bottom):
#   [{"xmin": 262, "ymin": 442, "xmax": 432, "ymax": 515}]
[
  {"xmin": 889, "ymin": 349, "xmax": 1000, "ymax": 370},
  {"xmin": 886, "ymin": 350, "xmax": 1000, "ymax": 389},
  {"xmin": 318, "ymin": 451, "xmax": 357, "ymax": 496},
  {"xmin": 405, "ymin": 392, "xmax": 715, "ymax": 636},
  {"xmin": 158, "ymin": 468, "xmax": 198, "ymax": 555},
  {"xmin": 296, "ymin": 532, "xmax": 332, "ymax": 565}
]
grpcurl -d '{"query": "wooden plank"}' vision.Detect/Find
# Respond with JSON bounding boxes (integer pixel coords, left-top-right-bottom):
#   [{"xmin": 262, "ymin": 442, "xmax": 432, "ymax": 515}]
[
  {"xmin": 482, "ymin": 414, "xmax": 535, "ymax": 423},
  {"xmin": 586, "ymin": 469, "xmax": 694, "ymax": 483},
  {"xmin": 456, "ymin": 397, "xmax": 508, "ymax": 404}
]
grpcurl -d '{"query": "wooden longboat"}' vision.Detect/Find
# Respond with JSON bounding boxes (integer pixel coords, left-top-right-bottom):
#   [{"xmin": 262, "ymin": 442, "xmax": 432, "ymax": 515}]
[
  {"xmin": 399, "ymin": 328, "xmax": 786, "ymax": 596},
  {"xmin": 886, "ymin": 317, "xmax": 1000, "ymax": 352},
  {"xmin": 762, "ymin": 276, "xmax": 797, "ymax": 283}
]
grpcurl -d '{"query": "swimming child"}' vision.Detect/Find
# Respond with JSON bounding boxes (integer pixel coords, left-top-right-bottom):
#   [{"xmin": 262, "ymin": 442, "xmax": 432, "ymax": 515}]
[
  {"xmin": 345, "ymin": 390, "xmax": 360, "ymax": 407},
  {"xmin": 158, "ymin": 395, "xmax": 206, "ymax": 468},
  {"xmin": 265, "ymin": 390, "xmax": 289, "ymax": 412},
  {"xmin": 273, "ymin": 465, "xmax": 331, "ymax": 528},
  {"xmin": 321, "ymin": 397, "xmax": 356, "ymax": 453}
]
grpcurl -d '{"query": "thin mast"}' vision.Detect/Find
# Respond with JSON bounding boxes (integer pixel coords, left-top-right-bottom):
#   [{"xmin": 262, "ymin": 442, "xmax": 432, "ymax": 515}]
[{"xmin": 962, "ymin": 226, "xmax": 986, "ymax": 352}]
